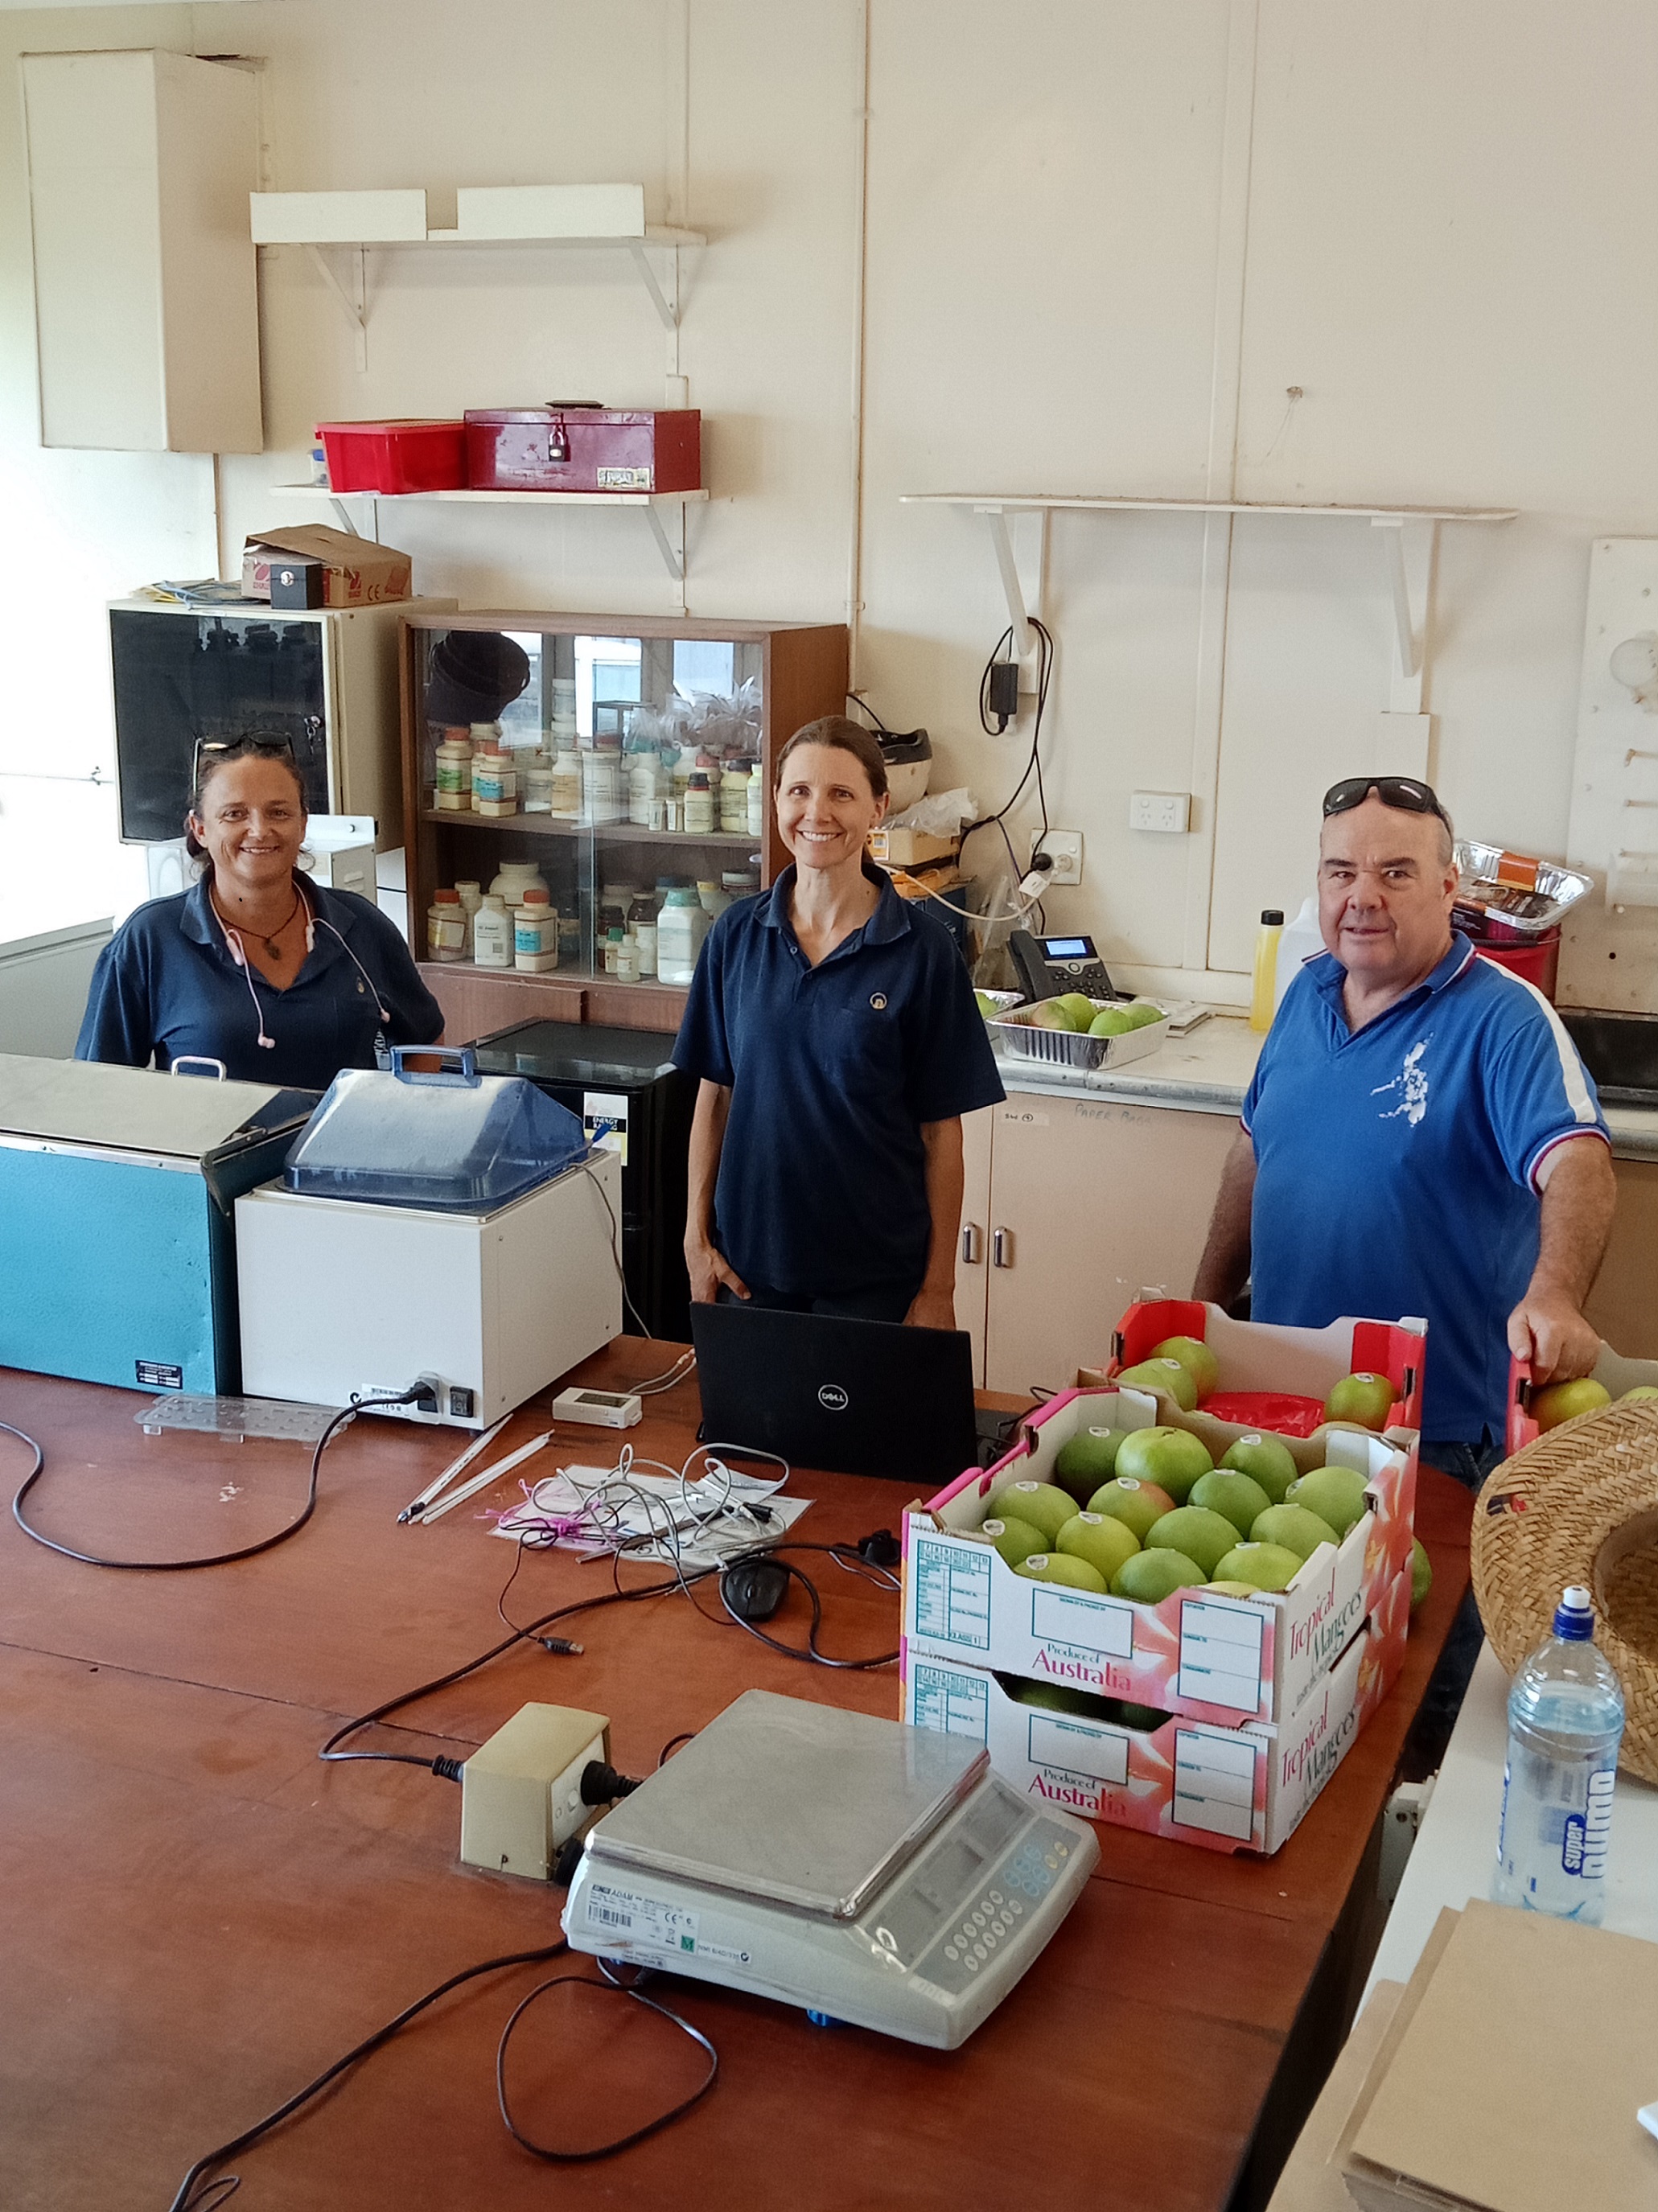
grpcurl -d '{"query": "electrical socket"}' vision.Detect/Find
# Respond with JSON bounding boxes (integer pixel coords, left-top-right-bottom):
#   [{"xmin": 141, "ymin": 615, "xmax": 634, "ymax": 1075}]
[
  {"xmin": 1129, "ymin": 791, "xmax": 1191, "ymax": 835},
  {"xmin": 1032, "ymin": 829, "xmax": 1083, "ymax": 886}
]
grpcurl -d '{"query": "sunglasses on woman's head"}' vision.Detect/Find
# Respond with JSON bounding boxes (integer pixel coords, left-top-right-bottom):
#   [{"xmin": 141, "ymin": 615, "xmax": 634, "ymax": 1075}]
[
  {"xmin": 191, "ymin": 735, "xmax": 298, "ymax": 779},
  {"xmin": 1322, "ymin": 775, "xmax": 1450, "ymax": 824}
]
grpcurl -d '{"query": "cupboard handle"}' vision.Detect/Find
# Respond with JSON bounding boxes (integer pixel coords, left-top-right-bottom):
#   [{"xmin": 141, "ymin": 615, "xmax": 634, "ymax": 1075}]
[
  {"xmin": 992, "ymin": 1227, "xmax": 1013, "ymax": 1269},
  {"xmin": 961, "ymin": 1223, "xmax": 982, "ymax": 1265}
]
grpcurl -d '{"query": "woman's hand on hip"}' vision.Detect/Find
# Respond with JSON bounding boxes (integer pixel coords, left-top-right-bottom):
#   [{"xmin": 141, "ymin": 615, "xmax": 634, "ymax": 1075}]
[
  {"xmin": 903, "ymin": 1285, "xmax": 958, "ymax": 1331},
  {"xmin": 686, "ymin": 1235, "xmax": 750, "ymax": 1305}
]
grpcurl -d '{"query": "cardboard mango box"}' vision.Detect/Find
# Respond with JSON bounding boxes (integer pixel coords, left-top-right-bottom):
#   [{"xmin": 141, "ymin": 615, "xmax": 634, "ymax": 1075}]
[
  {"xmin": 1504, "ymin": 1341, "xmax": 1658, "ymax": 1453},
  {"xmin": 241, "ymin": 525, "xmax": 413, "ymax": 609},
  {"xmin": 1080, "ymin": 1298, "xmax": 1427, "ymax": 1449},
  {"xmin": 902, "ymin": 1563, "xmax": 1411, "ymax": 1856},
  {"xmin": 902, "ymin": 1383, "xmax": 1415, "ymax": 1726}
]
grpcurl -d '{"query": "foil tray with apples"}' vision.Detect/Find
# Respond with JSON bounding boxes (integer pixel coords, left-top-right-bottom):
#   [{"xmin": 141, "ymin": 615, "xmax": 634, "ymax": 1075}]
[{"xmin": 990, "ymin": 999, "xmax": 1170, "ymax": 1073}]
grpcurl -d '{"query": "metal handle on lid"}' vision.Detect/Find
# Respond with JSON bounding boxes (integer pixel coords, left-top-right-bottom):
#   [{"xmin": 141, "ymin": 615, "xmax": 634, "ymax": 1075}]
[
  {"xmin": 171, "ymin": 1055, "xmax": 227, "ymax": 1081},
  {"xmin": 389, "ymin": 1045, "xmax": 479, "ymax": 1087}
]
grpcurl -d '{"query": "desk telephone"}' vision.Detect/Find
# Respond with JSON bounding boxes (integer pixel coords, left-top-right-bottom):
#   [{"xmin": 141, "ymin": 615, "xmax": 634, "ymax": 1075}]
[{"xmin": 1008, "ymin": 930, "xmax": 1120, "ymax": 1004}]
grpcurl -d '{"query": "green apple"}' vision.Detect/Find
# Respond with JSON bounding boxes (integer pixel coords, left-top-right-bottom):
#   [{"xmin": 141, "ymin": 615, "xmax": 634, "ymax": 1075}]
[
  {"xmin": 982, "ymin": 1515, "xmax": 1047, "ymax": 1568},
  {"xmin": 1619, "ymin": 1384, "xmax": 1658, "ymax": 1404},
  {"xmin": 1117, "ymin": 1700, "xmax": 1170, "ymax": 1729},
  {"xmin": 1054, "ymin": 1426, "xmax": 1125, "ymax": 1504},
  {"xmin": 1189, "ymin": 1468, "xmax": 1273, "ymax": 1538},
  {"xmin": 992, "ymin": 1479, "xmax": 1076, "ymax": 1545},
  {"xmin": 1088, "ymin": 1006, "xmax": 1135, "ymax": 1038},
  {"xmin": 1014, "ymin": 1552, "xmax": 1108, "ymax": 1593},
  {"xmin": 1085, "ymin": 1475, "xmax": 1176, "ymax": 1542},
  {"xmin": 1533, "ymin": 1377, "xmax": 1612, "ymax": 1431},
  {"xmin": 1051, "ymin": 992, "xmax": 1098, "ymax": 1031},
  {"xmin": 1151, "ymin": 1334, "xmax": 1220, "ymax": 1399},
  {"xmin": 1005, "ymin": 1677, "xmax": 1104, "ymax": 1717},
  {"xmin": 1115, "ymin": 1425, "xmax": 1213, "ymax": 1503},
  {"xmin": 1212, "ymin": 1542, "xmax": 1303, "ymax": 1593},
  {"xmin": 1250, "ymin": 1503, "xmax": 1340, "ymax": 1562},
  {"xmin": 1220, "ymin": 1432, "xmax": 1299, "ymax": 1504},
  {"xmin": 1284, "ymin": 1465, "xmax": 1370, "ymax": 1540},
  {"xmin": 1410, "ymin": 1537, "xmax": 1433, "ymax": 1612},
  {"xmin": 1110, "ymin": 1548, "xmax": 1207, "ymax": 1603},
  {"xmin": 1056, "ymin": 1511, "xmax": 1140, "ymax": 1584},
  {"xmin": 1323, "ymin": 1371, "xmax": 1397, "ymax": 1431},
  {"xmin": 1030, "ymin": 1000, "xmax": 1074, "ymax": 1031},
  {"xmin": 1115, "ymin": 1358, "xmax": 1199, "ymax": 1412},
  {"xmin": 1145, "ymin": 1506, "xmax": 1240, "ymax": 1579}
]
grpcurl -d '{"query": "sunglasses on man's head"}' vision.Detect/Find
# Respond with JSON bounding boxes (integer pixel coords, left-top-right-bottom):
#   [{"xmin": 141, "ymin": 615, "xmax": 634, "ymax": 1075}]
[{"xmin": 1322, "ymin": 775, "xmax": 1450, "ymax": 824}]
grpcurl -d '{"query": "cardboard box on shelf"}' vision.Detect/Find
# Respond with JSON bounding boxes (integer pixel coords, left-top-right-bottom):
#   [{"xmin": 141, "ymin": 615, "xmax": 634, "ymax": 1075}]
[
  {"xmin": 902, "ymin": 1383, "xmax": 1416, "ymax": 1725},
  {"xmin": 1505, "ymin": 1339, "xmax": 1658, "ymax": 1453},
  {"xmin": 1336, "ymin": 1900, "xmax": 1658, "ymax": 2212},
  {"xmin": 241, "ymin": 527, "xmax": 413, "ymax": 609},
  {"xmin": 867, "ymin": 824, "xmax": 959, "ymax": 867},
  {"xmin": 903, "ymin": 1561, "xmax": 1411, "ymax": 1856},
  {"xmin": 1081, "ymin": 1297, "xmax": 1426, "ymax": 1447}
]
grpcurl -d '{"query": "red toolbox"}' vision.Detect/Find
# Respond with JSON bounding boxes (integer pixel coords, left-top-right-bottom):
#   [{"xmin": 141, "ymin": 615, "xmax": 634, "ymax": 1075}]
[
  {"xmin": 316, "ymin": 420, "xmax": 467, "ymax": 495},
  {"xmin": 463, "ymin": 406, "xmax": 701, "ymax": 493}
]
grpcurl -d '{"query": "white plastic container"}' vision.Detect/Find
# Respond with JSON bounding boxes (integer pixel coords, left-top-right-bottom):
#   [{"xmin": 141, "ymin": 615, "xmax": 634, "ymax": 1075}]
[
  {"xmin": 747, "ymin": 775, "xmax": 764, "ymax": 837},
  {"xmin": 434, "ymin": 732, "xmax": 471, "ymax": 812},
  {"xmin": 472, "ymin": 744, "xmax": 517, "ymax": 818},
  {"xmin": 489, "ymin": 861, "xmax": 548, "ymax": 907},
  {"xmin": 656, "ymin": 890, "xmax": 711, "ymax": 985},
  {"xmin": 522, "ymin": 754, "xmax": 554, "ymax": 813},
  {"xmin": 513, "ymin": 889, "xmax": 558, "ymax": 973},
  {"xmin": 471, "ymin": 895, "xmax": 513, "ymax": 968},
  {"xmin": 1273, "ymin": 895, "xmax": 1324, "ymax": 1010},
  {"xmin": 615, "ymin": 937, "xmax": 641, "ymax": 984},
  {"xmin": 549, "ymin": 750, "xmax": 582, "ymax": 819},
  {"xmin": 627, "ymin": 754, "xmax": 660, "ymax": 825},
  {"xmin": 720, "ymin": 764, "xmax": 751, "ymax": 832},
  {"xmin": 582, "ymin": 750, "xmax": 622, "ymax": 826},
  {"xmin": 684, "ymin": 772, "xmax": 714, "ymax": 834},
  {"xmin": 426, "ymin": 890, "xmax": 466, "ymax": 962},
  {"xmin": 633, "ymin": 922, "xmax": 657, "ymax": 977}
]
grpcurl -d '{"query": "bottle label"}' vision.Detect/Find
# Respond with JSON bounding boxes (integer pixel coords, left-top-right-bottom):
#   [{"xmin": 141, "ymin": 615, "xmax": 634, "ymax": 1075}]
[{"xmin": 515, "ymin": 921, "xmax": 543, "ymax": 954}]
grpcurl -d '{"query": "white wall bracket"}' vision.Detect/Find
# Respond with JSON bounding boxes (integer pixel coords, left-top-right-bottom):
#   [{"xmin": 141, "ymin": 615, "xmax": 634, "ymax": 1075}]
[
  {"xmin": 644, "ymin": 500, "xmax": 686, "ymax": 593},
  {"xmin": 627, "ymin": 240, "xmax": 682, "ymax": 331},
  {"xmin": 306, "ymin": 245, "xmax": 369, "ymax": 371},
  {"xmin": 974, "ymin": 504, "xmax": 1047, "ymax": 671},
  {"xmin": 1371, "ymin": 515, "xmax": 1438, "ymax": 713}
]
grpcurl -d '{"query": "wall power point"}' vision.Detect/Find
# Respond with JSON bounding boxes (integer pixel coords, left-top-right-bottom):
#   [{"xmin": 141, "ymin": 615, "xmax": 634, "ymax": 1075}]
[{"xmin": 1031, "ymin": 830, "xmax": 1083, "ymax": 886}]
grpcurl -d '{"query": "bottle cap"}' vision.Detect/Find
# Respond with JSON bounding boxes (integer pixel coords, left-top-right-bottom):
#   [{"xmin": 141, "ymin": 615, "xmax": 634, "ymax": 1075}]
[
  {"xmin": 1553, "ymin": 1585, "xmax": 1595, "ymax": 1639},
  {"xmin": 1261, "ymin": 909, "xmax": 1284, "ymax": 926},
  {"xmin": 520, "ymin": 887, "xmax": 550, "ymax": 905},
  {"xmin": 434, "ymin": 888, "xmax": 460, "ymax": 904}
]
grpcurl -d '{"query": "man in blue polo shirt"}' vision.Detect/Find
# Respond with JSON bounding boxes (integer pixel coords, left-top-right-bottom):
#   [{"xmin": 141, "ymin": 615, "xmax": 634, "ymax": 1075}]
[{"xmin": 1192, "ymin": 776, "xmax": 1615, "ymax": 1482}]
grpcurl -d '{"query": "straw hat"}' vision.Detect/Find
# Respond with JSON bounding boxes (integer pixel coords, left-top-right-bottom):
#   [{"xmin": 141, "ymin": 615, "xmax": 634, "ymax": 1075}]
[{"xmin": 1471, "ymin": 1400, "xmax": 1658, "ymax": 1782}]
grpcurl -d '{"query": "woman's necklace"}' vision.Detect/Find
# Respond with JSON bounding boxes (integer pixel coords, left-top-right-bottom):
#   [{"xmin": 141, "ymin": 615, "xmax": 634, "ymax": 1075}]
[{"xmin": 212, "ymin": 883, "xmax": 303, "ymax": 960}]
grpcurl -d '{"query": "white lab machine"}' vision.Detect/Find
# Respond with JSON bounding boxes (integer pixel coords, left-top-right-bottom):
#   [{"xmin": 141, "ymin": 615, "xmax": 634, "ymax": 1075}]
[
  {"xmin": 563, "ymin": 1691, "xmax": 1099, "ymax": 2049},
  {"xmin": 237, "ymin": 1049, "xmax": 622, "ymax": 1428}
]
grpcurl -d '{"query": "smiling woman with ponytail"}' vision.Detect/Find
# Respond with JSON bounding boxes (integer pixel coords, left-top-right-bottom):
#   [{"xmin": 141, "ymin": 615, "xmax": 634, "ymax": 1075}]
[{"xmin": 75, "ymin": 733, "xmax": 442, "ymax": 1089}]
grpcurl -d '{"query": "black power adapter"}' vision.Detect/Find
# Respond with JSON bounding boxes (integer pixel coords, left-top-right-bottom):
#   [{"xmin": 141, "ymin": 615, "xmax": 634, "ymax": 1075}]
[{"xmin": 985, "ymin": 661, "xmax": 1020, "ymax": 732}]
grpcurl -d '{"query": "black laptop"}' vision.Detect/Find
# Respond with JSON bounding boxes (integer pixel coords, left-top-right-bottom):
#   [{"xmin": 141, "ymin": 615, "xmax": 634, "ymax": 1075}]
[{"xmin": 689, "ymin": 1303, "xmax": 980, "ymax": 1486}]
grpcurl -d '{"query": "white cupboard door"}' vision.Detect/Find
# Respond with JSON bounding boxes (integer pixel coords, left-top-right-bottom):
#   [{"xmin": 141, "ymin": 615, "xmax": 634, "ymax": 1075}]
[
  {"xmin": 955, "ymin": 1104, "xmax": 994, "ymax": 1385},
  {"xmin": 982, "ymin": 1097, "xmax": 1237, "ymax": 1396}
]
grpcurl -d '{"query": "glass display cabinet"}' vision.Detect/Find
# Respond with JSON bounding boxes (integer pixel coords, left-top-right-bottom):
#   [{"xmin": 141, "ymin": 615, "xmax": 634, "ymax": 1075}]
[{"xmin": 400, "ymin": 611, "xmax": 848, "ymax": 1036}]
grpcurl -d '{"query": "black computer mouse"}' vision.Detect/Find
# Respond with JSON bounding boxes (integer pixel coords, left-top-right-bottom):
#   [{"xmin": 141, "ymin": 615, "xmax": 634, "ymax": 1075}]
[{"xmin": 721, "ymin": 1555, "xmax": 791, "ymax": 1622}]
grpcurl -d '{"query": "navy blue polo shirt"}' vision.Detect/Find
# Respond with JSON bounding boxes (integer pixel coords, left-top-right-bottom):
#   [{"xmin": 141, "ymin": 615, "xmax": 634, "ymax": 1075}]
[
  {"xmin": 1242, "ymin": 935, "xmax": 1609, "ymax": 1445},
  {"xmin": 75, "ymin": 874, "xmax": 443, "ymax": 1093},
  {"xmin": 673, "ymin": 864, "xmax": 1005, "ymax": 1296}
]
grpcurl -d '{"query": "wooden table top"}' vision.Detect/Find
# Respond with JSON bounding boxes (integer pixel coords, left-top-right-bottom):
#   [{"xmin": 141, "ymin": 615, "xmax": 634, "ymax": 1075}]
[{"xmin": 0, "ymin": 1347, "xmax": 1473, "ymax": 2212}]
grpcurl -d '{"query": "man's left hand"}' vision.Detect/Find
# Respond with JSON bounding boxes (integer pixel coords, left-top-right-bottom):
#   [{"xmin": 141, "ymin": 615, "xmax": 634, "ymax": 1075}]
[
  {"xmin": 904, "ymin": 1286, "xmax": 959, "ymax": 1330},
  {"xmin": 1507, "ymin": 1285, "xmax": 1602, "ymax": 1385}
]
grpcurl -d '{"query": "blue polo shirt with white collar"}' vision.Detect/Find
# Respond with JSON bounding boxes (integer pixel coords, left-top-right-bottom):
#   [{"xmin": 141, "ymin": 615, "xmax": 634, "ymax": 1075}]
[
  {"xmin": 75, "ymin": 874, "xmax": 442, "ymax": 1092},
  {"xmin": 673, "ymin": 863, "xmax": 1005, "ymax": 1297},
  {"xmin": 1242, "ymin": 934, "xmax": 1609, "ymax": 1445}
]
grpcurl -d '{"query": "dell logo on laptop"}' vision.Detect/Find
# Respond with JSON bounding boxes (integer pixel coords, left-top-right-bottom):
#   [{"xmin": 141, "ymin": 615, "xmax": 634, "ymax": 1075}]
[{"xmin": 818, "ymin": 1384, "xmax": 850, "ymax": 1413}]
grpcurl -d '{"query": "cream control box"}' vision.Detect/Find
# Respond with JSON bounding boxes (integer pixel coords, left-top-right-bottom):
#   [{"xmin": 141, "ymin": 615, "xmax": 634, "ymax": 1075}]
[{"xmin": 460, "ymin": 1703, "xmax": 611, "ymax": 1881}]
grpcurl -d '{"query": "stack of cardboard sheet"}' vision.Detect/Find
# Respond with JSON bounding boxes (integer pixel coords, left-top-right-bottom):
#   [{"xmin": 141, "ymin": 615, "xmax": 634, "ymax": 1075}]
[{"xmin": 1269, "ymin": 1899, "xmax": 1658, "ymax": 2212}]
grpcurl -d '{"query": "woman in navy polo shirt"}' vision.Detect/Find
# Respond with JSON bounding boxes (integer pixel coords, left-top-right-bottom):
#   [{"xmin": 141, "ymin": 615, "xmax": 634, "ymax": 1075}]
[
  {"xmin": 675, "ymin": 717, "xmax": 1004, "ymax": 1326},
  {"xmin": 76, "ymin": 734, "xmax": 442, "ymax": 1092}
]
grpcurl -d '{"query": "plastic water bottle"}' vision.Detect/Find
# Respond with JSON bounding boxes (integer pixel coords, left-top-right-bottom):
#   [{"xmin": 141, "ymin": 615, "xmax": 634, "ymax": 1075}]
[{"xmin": 1492, "ymin": 1586, "xmax": 1623, "ymax": 1923}]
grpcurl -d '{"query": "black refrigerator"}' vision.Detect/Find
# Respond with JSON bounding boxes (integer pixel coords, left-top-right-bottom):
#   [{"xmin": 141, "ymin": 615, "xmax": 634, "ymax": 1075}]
[{"xmin": 471, "ymin": 1019, "xmax": 696, "ymax": 1344}]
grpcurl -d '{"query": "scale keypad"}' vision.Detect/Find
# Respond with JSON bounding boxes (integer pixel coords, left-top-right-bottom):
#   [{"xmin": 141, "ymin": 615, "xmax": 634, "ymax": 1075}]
[{"xmin": 921, "ymin": 1824, "xmax": 1075, "ymax": 1992}]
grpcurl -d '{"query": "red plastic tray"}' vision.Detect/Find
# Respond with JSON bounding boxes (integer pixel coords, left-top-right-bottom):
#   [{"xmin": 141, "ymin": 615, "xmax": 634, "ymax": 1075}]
[
  {"xmin": 1199, "ymin": 1390, "xmax": 1328, "ymax": 1439},
  {"xmin": 317, "ymin": 419, "xmax": 467, "ymax": 495}
]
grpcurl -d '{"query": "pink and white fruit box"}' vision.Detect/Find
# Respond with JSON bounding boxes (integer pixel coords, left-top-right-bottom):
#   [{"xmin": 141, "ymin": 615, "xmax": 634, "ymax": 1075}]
[
  {"xmin": 901, "ymin": 1564, "xmax": 1411, "ymax": 1856},
  {"xmin": 1504, "ymin": 1342, "xmax": 1658, "ymax": 1454},
  {"xmin": 902, "ymin": 1384, "xmax": 1415, "ymax": 1726},
  {"xmin": 1080, "ymin": 1298, "xmax": 1426, "ymax": 1448}
]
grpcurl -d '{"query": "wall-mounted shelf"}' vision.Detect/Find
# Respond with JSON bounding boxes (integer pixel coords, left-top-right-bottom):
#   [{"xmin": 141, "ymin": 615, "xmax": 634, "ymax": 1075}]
[
  {"xmin": 269, "ymin": 483, "xmax": 709, "ymax": 582},
  {"xmin": 902, "ymin": 491, "xmax": 1518, "ymax": 710}
]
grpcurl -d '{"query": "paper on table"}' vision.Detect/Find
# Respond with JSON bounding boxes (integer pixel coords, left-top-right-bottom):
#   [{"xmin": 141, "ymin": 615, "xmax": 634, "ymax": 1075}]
[
  {"xmin": 1344, "ymin": 1899, "xmax": 1658, "ymax": 2212},
  {"xmin": 492, "ymin": 1462, "xmax": 812, "ymax": 1573}
]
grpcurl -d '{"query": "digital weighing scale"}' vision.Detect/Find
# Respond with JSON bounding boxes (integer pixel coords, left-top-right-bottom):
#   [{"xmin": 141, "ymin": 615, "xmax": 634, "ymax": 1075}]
[{"xmin": 562, "ymin": 1691, "xmax": 1098, "ymax": 2049}]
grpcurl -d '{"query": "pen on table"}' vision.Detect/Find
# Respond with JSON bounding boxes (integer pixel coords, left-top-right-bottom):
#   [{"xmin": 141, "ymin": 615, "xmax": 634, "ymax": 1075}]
[
  {"xmin": 417, "ymin": 1430, "xmax": 555, "ymax": 1525},
  {"xmin": 398, "ymin": 1415, "xmax": 510, "ymax": 1523}
]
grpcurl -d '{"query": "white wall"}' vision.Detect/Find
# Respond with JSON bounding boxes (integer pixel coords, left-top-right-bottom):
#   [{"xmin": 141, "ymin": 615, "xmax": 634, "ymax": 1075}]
[{"xmin": 2, "ymin": 0, "xmax": 1656, "ymax": 1004}]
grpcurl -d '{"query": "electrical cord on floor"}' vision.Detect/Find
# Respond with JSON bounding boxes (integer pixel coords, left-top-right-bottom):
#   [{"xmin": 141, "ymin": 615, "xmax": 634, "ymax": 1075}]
[
  {"xmin": 6, "ymin": 1389, "xmax": 427, "ymax": 1573},
  {"xmin": 167, "ymin": 1935, "xmax": 719, "ymax": 2209}
]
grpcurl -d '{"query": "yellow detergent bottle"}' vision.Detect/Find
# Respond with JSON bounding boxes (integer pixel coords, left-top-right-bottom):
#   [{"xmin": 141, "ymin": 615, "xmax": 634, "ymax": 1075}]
[{"xmin": 1250, "ymin": 909, "xmax": 1284, "ymax": 1032}]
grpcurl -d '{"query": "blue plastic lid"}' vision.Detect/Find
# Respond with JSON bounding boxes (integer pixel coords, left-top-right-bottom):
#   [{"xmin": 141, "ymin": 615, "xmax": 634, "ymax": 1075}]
[
  {"xmin": 282, "ymin": 1050, "xmax": 588, "ymax": 1213},
  {"xmin": 1553, "ymin": 1585, "xmax": 1595, "ymax": 1640}
]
